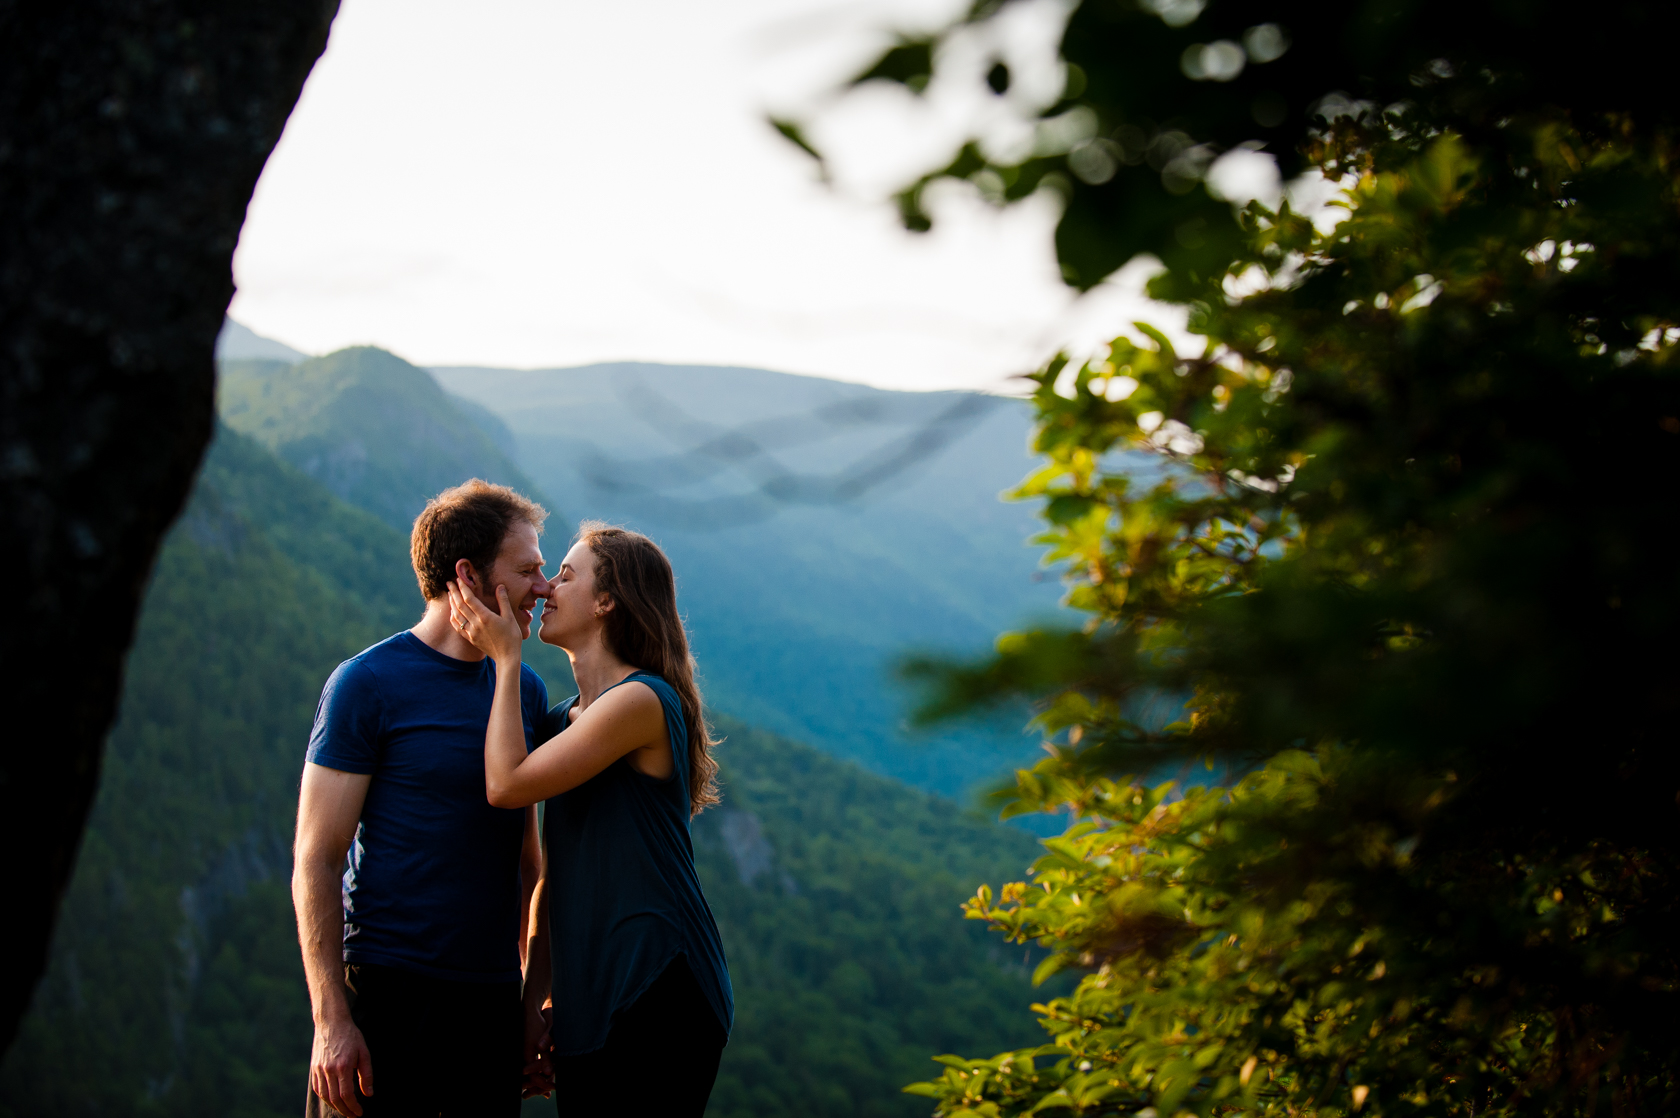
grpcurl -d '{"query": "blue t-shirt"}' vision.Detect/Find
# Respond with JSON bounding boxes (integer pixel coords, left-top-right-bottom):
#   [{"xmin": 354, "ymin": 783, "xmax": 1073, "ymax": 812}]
[{"xmin": 307, "ymin": 631, "xmax": 548, "ymax": 983}]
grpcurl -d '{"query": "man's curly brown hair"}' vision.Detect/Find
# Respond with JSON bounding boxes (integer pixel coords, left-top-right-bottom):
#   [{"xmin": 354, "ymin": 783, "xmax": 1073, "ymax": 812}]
[{"xmin": 410, "ymin": 479, "xmax": 547, "ymax": 601}]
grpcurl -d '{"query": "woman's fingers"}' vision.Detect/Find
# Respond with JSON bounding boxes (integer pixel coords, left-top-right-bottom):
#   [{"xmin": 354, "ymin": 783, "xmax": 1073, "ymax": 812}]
[
  {"xmin": 461, "ymin": 583, "xmax": 495, "ymax": 621},
  {"xmin": 446, "ymin": 580, "xmax": 496, "ymax": 630},
  {"xmin": 449, "ymin": 586, "xmax": 470, "ymax": 634},
  {"xmin": 444, "ymin": 580, "xmax": 524, "ymax": 655}
]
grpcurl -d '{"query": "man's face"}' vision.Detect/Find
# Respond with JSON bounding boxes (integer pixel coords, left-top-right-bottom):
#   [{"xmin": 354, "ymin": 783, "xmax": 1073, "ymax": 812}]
[{"xmin": 468, "ymin": 521, "xmax": 548, "ymax": 639}]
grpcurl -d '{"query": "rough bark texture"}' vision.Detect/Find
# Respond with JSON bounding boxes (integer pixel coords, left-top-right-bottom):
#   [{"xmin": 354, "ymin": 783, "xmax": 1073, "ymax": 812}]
[{"xmin": 0, "ymin": 0, "xmax": 339, "ymax": 1055}]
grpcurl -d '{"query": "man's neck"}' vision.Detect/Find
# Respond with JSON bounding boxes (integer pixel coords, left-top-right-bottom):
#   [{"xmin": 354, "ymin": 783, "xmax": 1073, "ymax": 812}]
[{"xmin": 410, "ymin": 600, "xmax": 490, "ymax": 662}]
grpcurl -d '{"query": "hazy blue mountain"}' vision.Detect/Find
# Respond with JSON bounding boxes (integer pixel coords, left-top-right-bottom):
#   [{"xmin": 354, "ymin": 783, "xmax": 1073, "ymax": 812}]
[
  {"xmin": 0, "ymin": 424, "xmax": 1048, "ymax": 1118},
  {"xmin": 218, "ymin": 346, "xmax": 558, "ymax": 534},
  {"xmin": 432, "ymin": 362, "xmax": 1066, "ymax": 803},
  {"xmin": 216, "ymin": 317, "xmax": 309, "ymax": 363}
]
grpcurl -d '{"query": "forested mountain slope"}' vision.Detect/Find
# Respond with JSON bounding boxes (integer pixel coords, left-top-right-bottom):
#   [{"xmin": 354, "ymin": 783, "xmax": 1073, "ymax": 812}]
[
  {"xmin": 435, "ymin": 361, "xmax": 1063, "ymax": 801},
  {"xmin": 219, "ymin": 346, "xmax": 554, "ymax": 533},
  {"xmin": 0, "ymin": 425, "xmax": 1049, "ymax": 1118},
  {"xmin": 688, "ymin": 717, "xmax": 1050, "ymax": 1118}
]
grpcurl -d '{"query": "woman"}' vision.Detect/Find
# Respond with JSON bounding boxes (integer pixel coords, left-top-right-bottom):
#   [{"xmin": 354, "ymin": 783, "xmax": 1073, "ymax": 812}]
[{"xmin": 447, "ymin": 522, "xmax": 732, "ymax": 1117}]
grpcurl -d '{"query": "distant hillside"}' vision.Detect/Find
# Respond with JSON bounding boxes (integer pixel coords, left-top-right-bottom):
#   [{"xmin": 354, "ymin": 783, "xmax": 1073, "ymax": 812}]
[
  {"xmin": 433, "ymin": 362, "xmax": 1065, "ymax": 802},
  {"xmin": 216, "ymin": 318, "xmax": 309, "ymax": 363},
  {"xmin": 0, "ymin": 425, "xmax": 1052, "ymax": 1118},
  {"xmin": 219, "ymin": 346, "xmax": 557, "ymax": 533},
  {"xmin": 696, "ymin": 716, "xmax": 1051, "ymax": 1118}
]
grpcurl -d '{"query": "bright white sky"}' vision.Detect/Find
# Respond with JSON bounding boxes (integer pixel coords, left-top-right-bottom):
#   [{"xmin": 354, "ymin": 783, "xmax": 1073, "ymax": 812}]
[{"xmin": 229, "ymin": 0, "xmax": 1189, "ymax": 392}]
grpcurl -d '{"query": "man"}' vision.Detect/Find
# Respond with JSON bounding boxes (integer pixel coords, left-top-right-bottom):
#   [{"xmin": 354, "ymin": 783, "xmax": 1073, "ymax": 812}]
[{"xmin": 294, "ymin": 479, "xmax": 554, "ymax": 1118}]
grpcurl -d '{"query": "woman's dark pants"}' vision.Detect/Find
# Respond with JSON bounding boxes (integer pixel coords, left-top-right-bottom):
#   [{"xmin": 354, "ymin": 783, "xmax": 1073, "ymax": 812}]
[{"xmin": 552, "ymin": 956, "xmax": 727, "ymax": 1118}]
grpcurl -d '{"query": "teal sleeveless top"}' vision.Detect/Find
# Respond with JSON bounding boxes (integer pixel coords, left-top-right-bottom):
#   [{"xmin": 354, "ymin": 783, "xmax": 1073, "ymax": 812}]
[{"xmin": 544, "ymin": 671, "xmax": 733, "ymax": 1055}]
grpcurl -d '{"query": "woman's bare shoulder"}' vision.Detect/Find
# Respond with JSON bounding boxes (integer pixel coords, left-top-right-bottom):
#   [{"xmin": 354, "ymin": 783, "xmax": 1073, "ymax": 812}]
[{"xmin": 577, "ymin": 677, "xmax": 662, "ymax": 720}]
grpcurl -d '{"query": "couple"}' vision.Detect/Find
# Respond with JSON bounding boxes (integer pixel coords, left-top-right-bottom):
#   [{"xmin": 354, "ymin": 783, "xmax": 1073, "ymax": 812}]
[{"xmin": 293, "ymin": 480, "xmax": 733, "ymax": 1118}]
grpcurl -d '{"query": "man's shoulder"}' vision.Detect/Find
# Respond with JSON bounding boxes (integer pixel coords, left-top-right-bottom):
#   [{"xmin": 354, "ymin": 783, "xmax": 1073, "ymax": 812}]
[
  {"xmin": 311, "ymin": 640, "xmax": 414, "ymax": 762},
  {"xmin": 326, "ymin": 632, "xmax": 412, "ymax": 685},
  {"xmin": 518, "ymin": 661, "xmax": 549, "ymax": 705},
  {"xmin": 352, "ymin": 631, "xmax": 424, "ymax": 667}
]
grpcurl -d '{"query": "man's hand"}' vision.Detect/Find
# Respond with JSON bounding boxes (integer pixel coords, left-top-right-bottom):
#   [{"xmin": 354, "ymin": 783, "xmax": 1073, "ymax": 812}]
[
  {"xmin": 521, "ymin": 1005, "xmax": 554, "ymax": 1099},
  {"xmin": 311, "ymin": 1015, "xmax": 374, "ymax": 1117}
]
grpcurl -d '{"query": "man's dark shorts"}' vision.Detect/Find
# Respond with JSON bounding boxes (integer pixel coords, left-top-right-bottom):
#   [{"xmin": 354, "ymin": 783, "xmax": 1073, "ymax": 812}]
[{"xmin": 306, "ymin": 964, "xmax": 522, "ymax": 1118}]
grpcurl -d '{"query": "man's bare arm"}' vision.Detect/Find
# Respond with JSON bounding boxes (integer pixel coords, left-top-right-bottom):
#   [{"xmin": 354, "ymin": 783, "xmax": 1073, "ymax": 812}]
[{"xmin": 294, "ymin": 763, "xmax": 374, "ymax": 1117}]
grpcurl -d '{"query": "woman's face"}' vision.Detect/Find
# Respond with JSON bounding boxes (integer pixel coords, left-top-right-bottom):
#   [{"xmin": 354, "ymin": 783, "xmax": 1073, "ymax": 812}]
[{"xmin": 538, "ymin": 539, "xmax": 606, "ymax": 647}]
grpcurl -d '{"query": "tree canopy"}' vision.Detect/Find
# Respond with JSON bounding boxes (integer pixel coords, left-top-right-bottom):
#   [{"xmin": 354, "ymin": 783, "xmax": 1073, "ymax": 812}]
[{"xmin": 805, "ymin": 1, "xmax": 1680, "ymax": 1114}]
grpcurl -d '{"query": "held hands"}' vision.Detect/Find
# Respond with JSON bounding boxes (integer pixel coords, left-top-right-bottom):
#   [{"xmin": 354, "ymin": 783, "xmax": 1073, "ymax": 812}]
[
  {"xmin": 522, "ymin": 1005, "xmax": 555, "ymax": 1099},
  {"xmin": 447, "ymin": 580, "xmax": 523, "ymax": 663}
]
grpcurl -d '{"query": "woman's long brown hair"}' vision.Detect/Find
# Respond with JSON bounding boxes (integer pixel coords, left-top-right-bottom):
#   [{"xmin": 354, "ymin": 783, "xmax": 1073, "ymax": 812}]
[{"xmin": 576, "ymin": 521, "xmax": 720, "ymax": 815}]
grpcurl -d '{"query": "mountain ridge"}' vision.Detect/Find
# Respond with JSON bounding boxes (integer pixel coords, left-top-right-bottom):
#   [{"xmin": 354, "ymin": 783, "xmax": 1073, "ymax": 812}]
[
  {"xmin": 217, "ymin": 318, "xmax": 309, "ymax": 364},
  {"xmin": 218, "ymin": 346, "xmax": 559, "ymax": 535}
]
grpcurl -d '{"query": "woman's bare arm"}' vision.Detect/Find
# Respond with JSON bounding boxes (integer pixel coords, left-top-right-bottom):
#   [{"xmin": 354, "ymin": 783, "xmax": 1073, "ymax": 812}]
[
  {"xmin": 491, "ymin": 682, "xmax": 668, "ymax": 806},
  {"xmin": 450, "ymin": 582, "xmax": 669, "ymax": 810}
]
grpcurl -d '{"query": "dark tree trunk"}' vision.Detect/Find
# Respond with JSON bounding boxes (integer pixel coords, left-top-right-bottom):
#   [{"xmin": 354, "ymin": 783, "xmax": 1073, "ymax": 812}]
[{"xmin": 0, "ymin": 0, "xmax": 338, "ymax": 1054}]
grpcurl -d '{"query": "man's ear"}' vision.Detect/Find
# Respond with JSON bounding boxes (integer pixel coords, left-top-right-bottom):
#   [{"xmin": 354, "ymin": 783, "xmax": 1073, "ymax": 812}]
[{"xmin": 455, "ymin": 558, "xmax": 477, "ymax": 588}]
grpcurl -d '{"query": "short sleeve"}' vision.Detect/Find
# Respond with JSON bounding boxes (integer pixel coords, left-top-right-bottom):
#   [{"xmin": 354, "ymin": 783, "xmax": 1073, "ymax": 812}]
[
  {"xmin": 306, "ymin": 658, "xmax": 385, "ymax": 774},
  {"xmin": 520, "ymin": 665, "xmax": 551, "ymax": 753},
  {"xmin": 537, "ymin": 698, "xmax": 573, "ymax": 746}
]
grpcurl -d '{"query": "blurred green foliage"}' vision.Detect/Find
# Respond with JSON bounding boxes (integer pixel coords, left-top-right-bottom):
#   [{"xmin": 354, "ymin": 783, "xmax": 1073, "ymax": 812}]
[
  {"xmin": 821, "ymin": 1, "xmax": 1680, "ymax": 1115},
  {"xmin": 840, "ymin": 0, "xmax": 1680, "ymax": 291}
]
